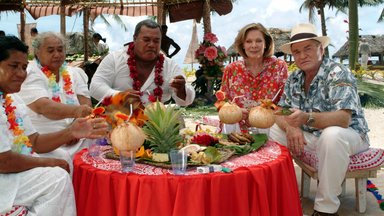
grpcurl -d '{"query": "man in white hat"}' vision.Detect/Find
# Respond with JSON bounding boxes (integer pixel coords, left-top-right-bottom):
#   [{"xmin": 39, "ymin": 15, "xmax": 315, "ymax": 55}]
[{"xmin": 269, "ymin": 23, "xmax": 370, "ymax": 216}]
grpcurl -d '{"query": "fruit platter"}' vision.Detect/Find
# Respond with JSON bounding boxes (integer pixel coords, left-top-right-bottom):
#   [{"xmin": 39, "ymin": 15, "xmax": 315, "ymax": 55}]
[{"xmin": 89, "ymin": 90, "xmax": 282, "ymax": 169}]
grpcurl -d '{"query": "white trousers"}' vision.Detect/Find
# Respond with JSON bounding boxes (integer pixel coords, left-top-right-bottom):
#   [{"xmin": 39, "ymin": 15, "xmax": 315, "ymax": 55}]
[
  {"xmin": 38, "ymin": 138, "xmax": 89, "ymax": 175},
  {"xmin": 361, "ymin": 54, "xmax": 369, "ymax": 70},
  {"xmin": 269, "ymin": 124, "xmax": 369, "ymax": 213},
  {"xmin": 10, "ymin": 167, "xmax": 76, "ymax": 216}
]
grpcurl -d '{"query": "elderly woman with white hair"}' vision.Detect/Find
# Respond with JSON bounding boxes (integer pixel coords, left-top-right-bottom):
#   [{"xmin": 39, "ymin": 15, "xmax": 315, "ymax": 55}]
[{"xmin": 16, "ymin": 32, "xmax": 94, "ymax": 166}]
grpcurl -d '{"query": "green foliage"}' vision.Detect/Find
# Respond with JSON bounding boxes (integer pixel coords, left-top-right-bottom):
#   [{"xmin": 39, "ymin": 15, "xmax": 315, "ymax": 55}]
[
  {"xmin": 142, "ymin": 102, "xmax": 184, "ymax": 153},
  {"xmin": 27, "ymin": 54, "xmax": 34, "ymax": 61},
  {"xmin": 288, "ymin": 63, "xmax": 299, "ymax": 73},
  {"xmin": 352, "ymin": 68, "xmax": 365, "ymax": 80},
  {"xmin": 357, "ymin": 80, "xmax": 384, "ymax": 108},
  {"xmin": 182, "ymin": 67, "xmax": 196, "ymax": 78},
  {"xmin": 181, "ymin": 106, "xmax": 217, "ymax": 120}
]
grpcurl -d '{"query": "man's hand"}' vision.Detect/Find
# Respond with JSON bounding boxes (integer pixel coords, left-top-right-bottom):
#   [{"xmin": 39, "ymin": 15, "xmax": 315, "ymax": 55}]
[
  {"xmin": 120, "ymin": 89, "xmax": 142, "ymax": 111},
  {"xmin": 283, "ymin": 109, "xmax": 308, "ymax": 128},
  {"xmin": 285, "ymin": 126, "xmax": 306, "ymax": 156},
  {"xmin": 170, "ymin": 75, "xmax": 186, "ymax": 100}
]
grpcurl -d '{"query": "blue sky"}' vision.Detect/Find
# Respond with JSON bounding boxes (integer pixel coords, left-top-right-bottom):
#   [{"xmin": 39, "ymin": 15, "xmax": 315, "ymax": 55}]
[{"xmin": 1, "ymin": 0, "xmax": 383, "ymax": 68}]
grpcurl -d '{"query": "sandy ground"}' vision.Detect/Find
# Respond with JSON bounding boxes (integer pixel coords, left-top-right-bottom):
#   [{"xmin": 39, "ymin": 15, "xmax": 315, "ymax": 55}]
[{"xmin": 185, "ymin": 108, "xmax": 384, "ymax": 215}]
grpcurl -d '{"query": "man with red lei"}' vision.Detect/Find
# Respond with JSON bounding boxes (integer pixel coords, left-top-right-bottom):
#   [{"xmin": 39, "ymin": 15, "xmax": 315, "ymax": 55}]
[
  {"xmin": 0, "ymin": 36, "xmax": 107, "ymax": 215},
  {"xmin": 90, "ymin": 19, "xmax": 195, "ymax": 107}
]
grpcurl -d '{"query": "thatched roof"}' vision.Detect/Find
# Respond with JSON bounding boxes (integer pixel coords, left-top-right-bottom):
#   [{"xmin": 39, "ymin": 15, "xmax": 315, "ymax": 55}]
[
  {"xmin": 0, "ymin": 0, "xmax": 232, "ymax": 22},
  {"xmin": 332, "ymin": 35, "xmax": 384, "ymax": 58},
  {"xmin": 227, "ymin": 27, "xmax": 291, "ymax": 57}
]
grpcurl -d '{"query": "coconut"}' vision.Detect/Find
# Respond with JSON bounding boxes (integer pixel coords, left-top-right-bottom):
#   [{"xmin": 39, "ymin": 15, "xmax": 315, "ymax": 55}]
[
  {"xmin": 248, "ymin": 106, "xmax": 275, "ymax": 128},
  {"xmin": 110, "ymin": 122, "xmax": 146, "ymax": 152},
  {"xmin": 218, "ymin": 102, "xmax": 243, "ymax": 124}
]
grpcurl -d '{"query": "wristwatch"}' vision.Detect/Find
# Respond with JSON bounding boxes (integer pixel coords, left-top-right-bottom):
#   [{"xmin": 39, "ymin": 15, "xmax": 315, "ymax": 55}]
[{"xmin": 306, "ymin": 112, "xmax": 315, "ymax": 126}]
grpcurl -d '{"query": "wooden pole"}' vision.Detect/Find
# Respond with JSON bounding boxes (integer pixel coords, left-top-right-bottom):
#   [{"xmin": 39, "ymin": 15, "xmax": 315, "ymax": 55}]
[
  {"xmin": 157, "ymin": 0, "xmax": 166, "ymax": 25},
  {"xmin": 83, "ymin": 7, "xmax": 89, "ymax": 62},
  {"xmin": 202, "ymin": 0, "xmax": 211, "ymax": 34},
  {"xmin": 20, "ymin": 7, "xmax": 26, "ymax": 42},
  {"xmin": 60, "ymin": 4, "xmax": 66, "ymax": 36}
]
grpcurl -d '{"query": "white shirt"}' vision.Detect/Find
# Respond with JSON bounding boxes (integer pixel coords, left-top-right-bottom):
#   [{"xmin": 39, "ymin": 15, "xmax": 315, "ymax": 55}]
[
  {"xmin": 0, "ymin": 94, "xmax": 36, "ymax": 212},
  {"xmin": 90, "ymin": 46, "xmax": 195, "ymax": 106},
  {"xmin": 16, "ymin": 60, "xmax": 90, "ymax": 133}
]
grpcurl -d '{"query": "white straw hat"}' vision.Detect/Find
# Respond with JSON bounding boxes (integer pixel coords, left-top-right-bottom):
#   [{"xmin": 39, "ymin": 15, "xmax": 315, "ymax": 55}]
[{"xmin": 280, "ymin": 23, "xmax": 330, "ymax": 54}]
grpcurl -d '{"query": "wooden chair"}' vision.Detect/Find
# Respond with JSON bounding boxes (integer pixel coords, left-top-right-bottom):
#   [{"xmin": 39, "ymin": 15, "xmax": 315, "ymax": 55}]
[
  {"xmin": 1, "ymin": 206, "xmax": 27, "ymax": 216},
  {"xmin": 293, "ymin": 148, "xmax": 384, "ymax": 213}
]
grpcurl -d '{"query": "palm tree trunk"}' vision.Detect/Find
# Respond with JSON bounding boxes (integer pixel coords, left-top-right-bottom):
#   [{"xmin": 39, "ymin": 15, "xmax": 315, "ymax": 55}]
[
  {"xmin": 203, "ymin": 0, "xmax": 211, "ymax": 34},
  {"xmin": 319, "ymin": 7, "xmax": 329, "ymax": 58},
  {"xmin": 348, "ymin": 0, "xmax": 359, "ymax": 70}
]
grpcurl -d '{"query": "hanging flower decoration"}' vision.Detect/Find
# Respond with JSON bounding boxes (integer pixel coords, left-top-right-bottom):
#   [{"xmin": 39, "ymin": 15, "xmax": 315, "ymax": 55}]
[{"xmin": 195, "ymin": 33, "xmax": 228, "ymax": 77}]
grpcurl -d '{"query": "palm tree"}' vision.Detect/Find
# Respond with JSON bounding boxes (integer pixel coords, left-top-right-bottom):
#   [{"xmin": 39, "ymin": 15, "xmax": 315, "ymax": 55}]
[
  {"xmin": 300, "ymin": 0, "xmax": 383, "ymax": 69},
  {"xmin": 340, "ymin": 0, "xmax": 384, "ymax": 69},
  {"xmin": 299, "ymin": 0, "xmax": 344, "ymax": 58},
  {"xmin": 348, "ymin": 0, "xmax": 359, "ymax": 70},
  {"xmin": 378, "ymin": 8, "xmax": 384, "ymax": 22}
]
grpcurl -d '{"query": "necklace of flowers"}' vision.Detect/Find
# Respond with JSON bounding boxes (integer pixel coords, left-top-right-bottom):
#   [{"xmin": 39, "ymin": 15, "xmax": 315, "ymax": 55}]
[
  {"xmin": 0, "ymin": 92, "xmax": 33, "ymax": 155},
  {"xmin": 41, "ymin": 63, "xmax": 75, "ymax": 104},
  {"xmin": 126, "ymin": 42, "xmax": 164, "ymax": 102}
]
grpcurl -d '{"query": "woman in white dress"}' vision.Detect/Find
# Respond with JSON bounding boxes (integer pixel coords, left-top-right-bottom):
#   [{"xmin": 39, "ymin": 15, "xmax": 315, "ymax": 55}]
[
  {"xmin": 17, "ymin": 32, "xmax": 94, "ymax": 164},
  {"xmin": 0, "ymin": 36, "xmax": 107, "ymax": 215}
]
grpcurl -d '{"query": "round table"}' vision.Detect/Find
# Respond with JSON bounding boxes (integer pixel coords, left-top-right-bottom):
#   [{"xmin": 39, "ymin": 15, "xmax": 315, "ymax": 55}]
[{"xmin": 73, "ymin": 141, "xmax": 302, "ymax": 216}]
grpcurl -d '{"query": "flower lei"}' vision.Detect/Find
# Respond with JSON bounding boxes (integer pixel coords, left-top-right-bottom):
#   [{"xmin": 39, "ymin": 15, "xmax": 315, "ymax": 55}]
[
  {"xmin": 367, "ymin": 180, "xmax": 384, "ymax": 210},
  {"xmin": 41, "ymin": 63, "xmax": 75, "ymax": 104},
  {"xmin": 127, "ymin": 43, "xmax": 164, "ymax": 102},
  {"xmin": 0, "ymin": 92, "xmax": 33, "ymax": 155}
]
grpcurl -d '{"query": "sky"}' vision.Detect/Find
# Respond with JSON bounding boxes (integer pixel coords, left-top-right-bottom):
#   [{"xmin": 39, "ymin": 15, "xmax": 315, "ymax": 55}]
[{"xmin": 1, "ymin": 0, "xmax": 383, "ymax": 68}]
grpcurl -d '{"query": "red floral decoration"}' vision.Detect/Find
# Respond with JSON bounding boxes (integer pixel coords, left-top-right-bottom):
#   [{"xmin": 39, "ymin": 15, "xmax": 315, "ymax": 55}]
[{"xmin": 127, "ymin": 43, "xmax": 164, "ymax": 102}]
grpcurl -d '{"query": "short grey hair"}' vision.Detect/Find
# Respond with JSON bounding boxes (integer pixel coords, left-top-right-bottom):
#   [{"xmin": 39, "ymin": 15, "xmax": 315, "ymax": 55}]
[
  {"xmin": 32, "ymin": 32, "xmax": 66, "ymax": 56},
  {"xmin": 133, "ymin": 19, "xmax": 161, "ymax": 38}
]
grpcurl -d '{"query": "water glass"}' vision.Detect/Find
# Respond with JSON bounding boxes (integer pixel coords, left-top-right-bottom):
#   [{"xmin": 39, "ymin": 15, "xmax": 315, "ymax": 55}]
[
  {"xmin": 169, "ymin": 149, "xmax": 187, "ymax": 175},
  {"xmin": 119, "ymin": 150, "xmax": 135, "ymax": 173},
  {"xmin": 221, "ymin": 123, "xmax": 241, "ymax": 134},
  {"xmin": 88, "ymin": 140, "xmax": 101, "ymax": 157}
]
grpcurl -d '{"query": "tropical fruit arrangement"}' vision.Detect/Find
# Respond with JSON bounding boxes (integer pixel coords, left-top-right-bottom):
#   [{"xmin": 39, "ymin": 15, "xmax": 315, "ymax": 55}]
[{"xmin": 92, "ymin": 90, "xmax": 285, "ymax": 167}]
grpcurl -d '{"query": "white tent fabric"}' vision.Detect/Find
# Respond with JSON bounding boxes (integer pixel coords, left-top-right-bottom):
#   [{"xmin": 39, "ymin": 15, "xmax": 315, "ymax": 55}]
[{"xmin": 183, "ymin": 20, "xmax": 199, "ymax": 65}]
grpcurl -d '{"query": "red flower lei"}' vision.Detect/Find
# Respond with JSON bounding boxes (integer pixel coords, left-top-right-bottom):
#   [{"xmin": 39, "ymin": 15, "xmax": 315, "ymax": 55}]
[{"xmin": 127, "ymin": 43, "xmax": 164, "ymax": 102}]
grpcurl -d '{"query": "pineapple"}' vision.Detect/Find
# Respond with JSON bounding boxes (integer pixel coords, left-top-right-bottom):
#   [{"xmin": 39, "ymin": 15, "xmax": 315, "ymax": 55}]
[{"xmin": 143, "ymin": 102, "xmax": 184, "ymax": 162}]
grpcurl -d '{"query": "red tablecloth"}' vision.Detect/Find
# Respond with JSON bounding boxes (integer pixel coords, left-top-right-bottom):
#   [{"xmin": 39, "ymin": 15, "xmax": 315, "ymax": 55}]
[{"xmin": 73, "ymin": 141, "xmax": 302, "ymax": 216}]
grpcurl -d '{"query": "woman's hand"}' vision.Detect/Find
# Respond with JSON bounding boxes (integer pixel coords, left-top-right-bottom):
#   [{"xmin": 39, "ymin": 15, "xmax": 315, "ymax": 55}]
[
  {"xmin": 70, "ymin": 117, "xmax": 108, "ymax": 139},
  {"xmin": 74, "ymin": 105, "xmax": 93, "ymax": 118},
  {"xmin": 43, "ymin": 157, "xmax": 70, "ymax": 173}
]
